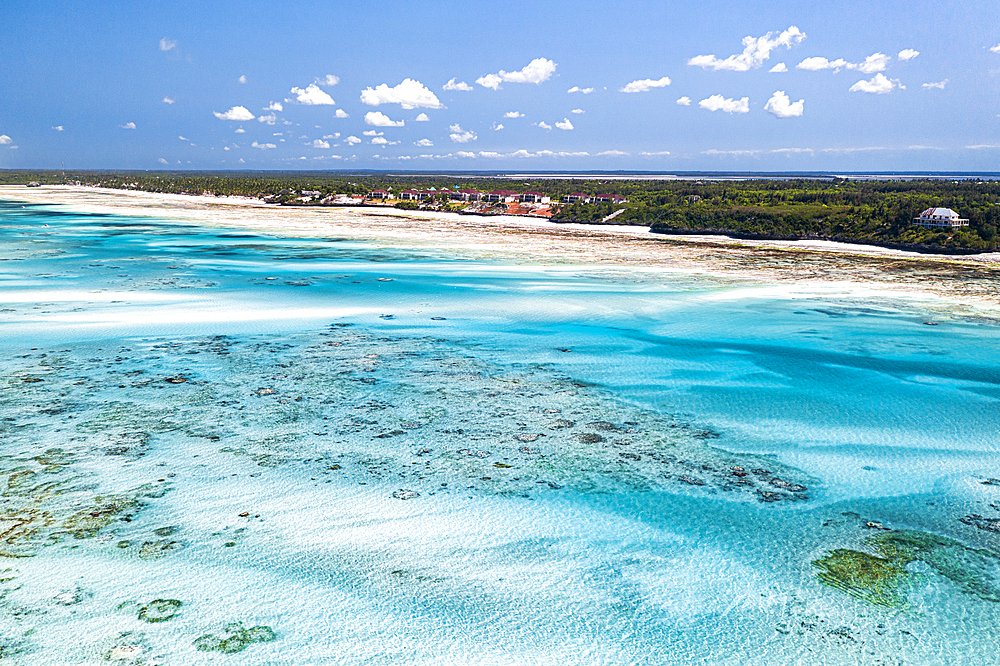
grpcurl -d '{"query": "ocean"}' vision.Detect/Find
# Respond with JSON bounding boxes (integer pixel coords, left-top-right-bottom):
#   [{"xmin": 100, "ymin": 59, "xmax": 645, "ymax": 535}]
[{"xmin": 1, "ymin": 197, "xmax": 998, "ymax": 665}]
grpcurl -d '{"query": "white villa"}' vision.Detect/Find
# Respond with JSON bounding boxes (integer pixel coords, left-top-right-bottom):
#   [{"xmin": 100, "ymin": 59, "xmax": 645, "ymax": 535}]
[{"xmin": 913, "ymin": 207, "xmax": 969, "ymax": 228}]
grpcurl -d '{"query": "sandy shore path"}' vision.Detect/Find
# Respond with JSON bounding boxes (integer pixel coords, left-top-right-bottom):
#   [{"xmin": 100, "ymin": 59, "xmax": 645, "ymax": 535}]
[{"xmin": 4, "ymin": 185, "xmax": 1000, "ymax": 309}]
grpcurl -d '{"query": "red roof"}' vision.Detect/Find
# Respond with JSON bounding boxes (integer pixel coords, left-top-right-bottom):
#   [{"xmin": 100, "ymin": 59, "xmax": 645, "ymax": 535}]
[
  {"xmin": 489, "ymin": 190, "xmax": 517, "ymax": 196},
  {"xmin": 522, "ymin": 191, "xmax": 543, "ymax": 196},
  {"xmin": 459, "ymin": 189, "xmax": 481, "ymax": 194}
]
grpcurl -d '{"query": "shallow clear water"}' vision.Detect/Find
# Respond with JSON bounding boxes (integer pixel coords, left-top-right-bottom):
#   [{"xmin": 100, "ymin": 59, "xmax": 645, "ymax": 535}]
[{"xmin": 1, "ymin": 199, "xmax": 999, "ymax": 665}]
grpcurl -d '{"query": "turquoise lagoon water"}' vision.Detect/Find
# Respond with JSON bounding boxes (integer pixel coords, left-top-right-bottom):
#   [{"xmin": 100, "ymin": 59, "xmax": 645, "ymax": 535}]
[{"xmin": 1, "ymin": 199, "xmax": 999, "ymax": 665}]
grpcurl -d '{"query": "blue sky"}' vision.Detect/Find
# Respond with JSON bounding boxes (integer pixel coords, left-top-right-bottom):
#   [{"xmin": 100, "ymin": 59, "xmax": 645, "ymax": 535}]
[{"xmin": 2, "ymin": 0, "xmax": 1000, "ymax": 172}]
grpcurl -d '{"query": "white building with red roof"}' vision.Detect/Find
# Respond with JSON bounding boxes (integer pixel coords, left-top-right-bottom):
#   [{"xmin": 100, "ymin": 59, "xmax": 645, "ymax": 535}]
[
  {"xmin": 913, "ymin": 207, "xmax": 968, "ymax": 228},
  {"xmin": 485, "ymin": 189, "xmax": 518, "ymax": 203},
  {"xmin": 451, "ymin": 189, "xmax": 483, "ymax": 202}
]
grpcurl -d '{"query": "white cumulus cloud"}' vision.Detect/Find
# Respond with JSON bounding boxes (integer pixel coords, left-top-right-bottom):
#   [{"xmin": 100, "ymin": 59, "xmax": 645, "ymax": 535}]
[
  {"xmin": 703, "ymin": 149, "xmax": 760, "ymax": 156},
  {"xmin": 571, "ymin": 108, "xmax": 584, "ymax": 114},
  {"xmin": 476, "ymin": 74, "xmax": 502, "ymax": 90},
  {"xmin": 265, "ymin": 101, "xmax": 283, "ymax": 112},
  {"xmin": 345, "ymin": 136, "xmax": 361, "ymax": 145},
  {"xmin": 415, "ymin": 138, "xmax": 433, "ymax": 147},
  {"xmin": 311, "ymin": 139, "xmax": 330, "ymax": 148},
  {"xmin": 477, "ymin": 58, "xmax": 556, "ymax": 89},
  {"xmin": 849, "ymin": 73, "xmax": 899, "ymax": 94},
  {"xmin": 850, "ymin": 53, "xmax": 891, "ymax": 73},
  {"xmin": 922, "ymin": 79, "xmax": 948, "ymax": 89},
  {"xmin": 364, "ymin": 111, "xmax": 404, "ymax": 127},
  {"xmin": 676, "ymin": 96, "xmax": 692, "ymax": 106},
  {"xmin": 764, "ymin": 91, "xmax": 804, "ymax": 118},
  {"xmin": 898, "ymin": 49, "xmax": 919, "ymax": 61},
  {"xmin": 991, "ymin": 44, "xmax": 1000, "ymax": 54},
  {"xmin": 360, "ymin": 79, "xmax": 442, "ymax": 109},
  {"xmin": 414, "ymin": 113, "xmax": 429, "ymax": 121},
  {"xmin": 53, "ymin": 126, "xmax": 64, "ymax": 131},
  {"xmin": 555, "ymin": 118, "xmax": 574, "ymax": 130},
  {"xmin": 372, "ymin": 136, "xmax": 396, "ymax": 145},
  {"xmin": 120, "ymin": 122, "xmax": 136, "ymax": 129},
  {"xmin": 234, "ymin": 128, "xmax": 245, "ymax": 133},
  {"xmin": 363, "ymin": 130, "xmax": 383, "ymax": 136},
  {"xmin": 258, "ymin": 113, "xmax": 276, "ymax": 125},
  {"xmin": 449, "ymin": 124, "xmax": 477, "ymax": 143},
  {"xmin": 770, "ymin": 63, "xmax": 788, "ymax": 72},
  {"xmin": 162, "ymin": 97, "xmax": 174, "ymax": 104},
  {"xmin": 620, "ymin": 76, "xmax": 671, "ymax": 93},
  {"xmin": 178, "ymin": 135, "xmax": 188, "ymax": 141},
  {"xmin": 443, "ymin": 78, "xmax": 473, "ymax": 91},
  {"xmin": 688, "ymin": 26, "xmax": 805, "ymax": 71},
  {"xmin": 504, "ymin": 111, "xmax": 524, "ymax": 118},
  {"xmin": 699, "ymin": 95, "xmax": 750, "ymax": 113},
  {"xmin": 597, "ymin": 150, "xmax": 629, "ymax": 156},
  {"xmin": 335, "ymin": 109, "xmax": 349, "ymax": 118},
  {"xmin": 567, "ymin": 86, "xmax": 595, "ymax": 94},
  {"xmin": 158, "ymin": 157, "xmax": 169, "ymax": 164},
  {"xmin": 251, "ymin": 141, "xmax": 276, "ymax": 150},
  {"xmin": 214, "ymin": 106, "xmax": 255, "ymax": 121},
  {"xmin": 291, "ymin": 83, "xmax": 335, "ymax": 105},
  {"xmin": 0, "ymin": 135, "xmax": 11, "ymax": 144},
  {"xmin": 457, "ymin": 151, "xmax": 476, "ymax": 158},
  {"xmin": 798, "ymin": 53, "xmax": 891, "ymax": 73},
  {"xmin": 159, "ymin": 38, "xmax": 176, "ymax": 51},
  {"xmin": 238, "ymin": 75, "xmax": 247, "ymax": 84},
  {"xmin": 797, "ymin": 57, "xmax": 849, "ymax": 71},
  {"xmin": 316, "ymin": 74, "xmax": 340, "ymax": 86},
  {"xmin": 537, "ymin": 121, "xmax": 552, "ymax": 130},
  {"xmin": 493, "ymin": 123, "xmax": 504, "ymax": 131}
]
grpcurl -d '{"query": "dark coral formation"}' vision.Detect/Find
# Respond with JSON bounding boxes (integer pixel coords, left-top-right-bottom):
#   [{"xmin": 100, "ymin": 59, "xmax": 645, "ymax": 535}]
[
  {"xmin": 194, "ymin": 622, "xmax": 277, "ymax": 654},
  {"xmin": 813, "ymin": 529, "xmax": 1000, "ymax": 607}
]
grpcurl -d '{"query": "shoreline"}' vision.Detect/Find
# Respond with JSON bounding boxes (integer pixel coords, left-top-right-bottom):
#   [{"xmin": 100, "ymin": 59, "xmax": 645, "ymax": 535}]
[{"xmin": 3, "ymin": 185, "xmax": 1000, "ymax": 311}]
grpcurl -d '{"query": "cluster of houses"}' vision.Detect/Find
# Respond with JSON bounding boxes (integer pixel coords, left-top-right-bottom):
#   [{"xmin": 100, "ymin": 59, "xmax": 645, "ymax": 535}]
[{"xmin": 366, "ymin": 188, "xmax": 627, "ymax": 204}]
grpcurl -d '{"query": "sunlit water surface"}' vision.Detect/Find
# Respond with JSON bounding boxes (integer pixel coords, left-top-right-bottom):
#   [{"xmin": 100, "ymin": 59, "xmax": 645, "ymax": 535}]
[{"xmin": 1, "ymin": 199, "xmax": 999, "ymax": 665}]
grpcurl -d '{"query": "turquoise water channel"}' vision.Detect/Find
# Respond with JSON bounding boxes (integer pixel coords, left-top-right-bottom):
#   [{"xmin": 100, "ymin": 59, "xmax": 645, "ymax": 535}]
[{"xmin": 1, "ymin": 199, "xmax": 999, "ymax": 665}]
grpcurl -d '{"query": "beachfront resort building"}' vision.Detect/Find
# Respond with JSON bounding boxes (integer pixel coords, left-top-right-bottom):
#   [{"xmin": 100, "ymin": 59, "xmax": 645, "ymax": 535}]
[
  {"xmin": 399, "ymin": 189, "xmax": 431, "ymax": 201},
  {"xmin": 485, "ymin": 190, "xmax": 518, "ymax": 203},
  {"xmin": 913, "ymin": 207, "xmax": 969, "ymax": 228},
  {"xmin": 368, "ymin": 190, "xmax": 390, "ymax": 199},
  {"xmin": 450, "ymin": 189, "xmax": 483, "ymax": 202},
  {"xmin": 593, "ymin": 194, "xmax": 628, "ymax": 203},
  {"xmin": 519, "ymin": 192, "xmax": 550, "ymax": 204},
  {"xmin": 562, "ymin": 193, "xmax": 590, "ymax": 203}
]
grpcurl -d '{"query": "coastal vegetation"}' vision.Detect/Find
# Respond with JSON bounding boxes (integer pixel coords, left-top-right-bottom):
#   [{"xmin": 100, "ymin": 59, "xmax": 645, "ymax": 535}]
[{"xmin": 2, "ymin": 170, "xmax": 998, "ymax": 251}]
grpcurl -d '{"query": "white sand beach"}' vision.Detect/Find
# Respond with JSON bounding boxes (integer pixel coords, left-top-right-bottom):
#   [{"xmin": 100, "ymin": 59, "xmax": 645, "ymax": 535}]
[{"xmin": 4, "ymin": 185, "xmax": 1000, "ymax": 309}]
